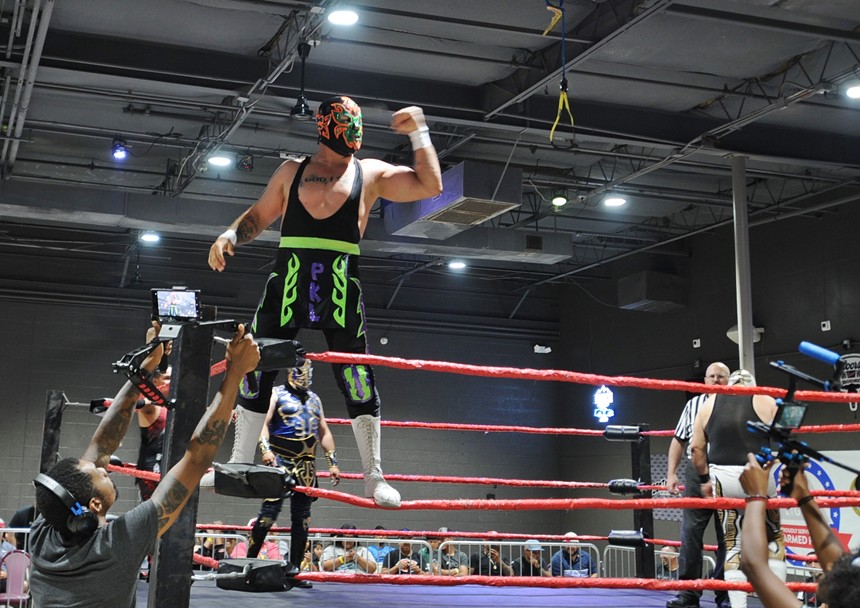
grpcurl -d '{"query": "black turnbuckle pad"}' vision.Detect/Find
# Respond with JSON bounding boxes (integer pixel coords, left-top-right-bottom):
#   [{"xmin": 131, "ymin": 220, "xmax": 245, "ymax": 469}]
[
  {"xmin": 603, "ymin": 425, "xmax": 642, "ymax": 441},
  {"xmin": 255, "ymin": 339, "xmax": 307, "ymax": 372},
  {"xmin": 213, "ymin": 463, "xmax": 294, "ymax": 499},
  {"xmin": 608, "ymin": 529, "xmax": 645, "ymax": 547},
  {"xmin": 608, "ymin": 479, "xmax": 641, "ymax": 495}
]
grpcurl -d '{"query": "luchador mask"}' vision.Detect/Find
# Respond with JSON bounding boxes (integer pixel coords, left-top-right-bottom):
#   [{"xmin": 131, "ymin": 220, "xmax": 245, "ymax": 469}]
[
  {"xmin": 316, "ymin": 95, "xmax": 363, "ymax": 157},
  {"xmin": 289, "ymin": 359, "xmax": 313, "ymax": 390}
]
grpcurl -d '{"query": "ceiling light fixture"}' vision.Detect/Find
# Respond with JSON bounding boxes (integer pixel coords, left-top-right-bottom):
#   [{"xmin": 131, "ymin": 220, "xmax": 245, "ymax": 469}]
[
  {"xmin": 207, "ymin": 154, "xmax": 231, "ymax": 167},
  {"xmin": 551, "ymin": 189, "xmax": 567, "ymax": 207},
  {"xmin": 139, "ymin": 231, "xmax": 160, "ymax": 244},
  {"xmin": 448, "ymin": 261, "xmax": 467, "ymax": 270},
  {"xmin": 111, "ymin": 138, "xmax": 128, "ymax": 160},
  {"xmin": 327, "ymin": 9, "xmax": 358, "ymax": 25},
  {"xmin": 291, "ymin": 42, "xmax": 314, "ymax": 121},
  {"xmin": 846, "ymin": 83, "xmax": 860, "ymax": 99},
  {"xmin": 604, "ymin": 195, "xmax": 627, "ymax": 207}
]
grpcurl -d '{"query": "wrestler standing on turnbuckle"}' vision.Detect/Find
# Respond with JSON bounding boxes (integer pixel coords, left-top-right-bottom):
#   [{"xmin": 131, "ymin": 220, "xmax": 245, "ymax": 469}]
[{"xmin": 208, "ymin": 96, "xmax": 443, "ymax": 507}]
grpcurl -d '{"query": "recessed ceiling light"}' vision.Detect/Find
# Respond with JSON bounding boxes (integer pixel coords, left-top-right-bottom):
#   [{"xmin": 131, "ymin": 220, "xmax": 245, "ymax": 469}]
[
  {"xmin": 448, "ymin": 261, "xmax": 466, "ymax": 270},
  {"xmin": 140, "ymin": 231, "xmax": 160, "ymax": 243},
  {"xmin": 604, "ymin": 196, "xmax": 627, "ymax": 207},
  {"xmin": 207, "ymin": 154, "xmax": 231, "ymax": 167},
  {"xmin": 328, "ymin": 9, "xmax": 358, "ymax": 25},
  {"xmin": 846, "ymin": 84, "xmax": 860, "ymax": 99}
]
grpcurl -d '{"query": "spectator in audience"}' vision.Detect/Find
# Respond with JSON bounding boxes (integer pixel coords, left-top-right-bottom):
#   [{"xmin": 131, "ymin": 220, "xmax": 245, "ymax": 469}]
[
  {"xmin": 299, "ymin": 540, "xmax": 316, "ymax": 572},
  {"xmin": 0, "ymin": 518, "xmax": 15, "ymax": 593},
  {"xmin": 513, "ymin": 539, "xmax": 552, "ymax": 577},
  {"xmin": 311, "ymin": 540, "xmax": 324, "ymax": 571},
  {"xmin": 383, "ymin": 530, "xmax": 427, "ymax": 575},
  {"xmin": 321, "ymin": 523, "xmax": 377, "ymax": 573},
  {"xmin": 230, "ymin": 518, "xmax": 281, "ymax": 560},
  {"xmin": 551, "ymin": 532, "xmax": 597, "ymax": 577},
  {"xmin": 656, "ymin": 545, "xmax": 680, "ymax": 580},
  {"xmin": 471, "ymin": 541, "xmax": 514, "ymax": 576},
  {"xmin": 368, "ymin": 524, "xmax": 396, "ymax": 564},
  {"xmin": 7, "ymin": 503, "xmax": 35, "ymax": 550},
  {"xmin": 429, "ymin": 527, "xmax": 469, "ymax": 576},
  {"xmin": 194, "ymin": 520, "xmax": 228, "ymax": 569}
]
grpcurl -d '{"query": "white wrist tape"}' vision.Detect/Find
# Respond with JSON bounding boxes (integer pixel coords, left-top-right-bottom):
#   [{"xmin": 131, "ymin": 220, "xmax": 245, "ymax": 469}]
[
  {"xmin": 408, "ymin": 126, "xmax": 432, "ymax": 150},
  {"xmin": 220, "ymin": 229, "xmax": 237, "ymax": 245}
]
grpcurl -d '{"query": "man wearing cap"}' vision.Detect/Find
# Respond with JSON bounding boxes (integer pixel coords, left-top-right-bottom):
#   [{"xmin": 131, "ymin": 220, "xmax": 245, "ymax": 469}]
[
  {"xmin": 690, "ymin": 370, "xmax": 785, "ymax": 608},
  {"xmin": 550, "ymin": 532, "xmax": 597, "ymax": 577},
  {"xmin": 665, "ymin": 362, "xmax": 730, "ymax": 608},
  {"xmin": 513, "ymin": 539, "xmax": 552, "ymax": 577},
  {"xmin": 208, "ymin": 96, "xmax": 443, "ymax": 509}
]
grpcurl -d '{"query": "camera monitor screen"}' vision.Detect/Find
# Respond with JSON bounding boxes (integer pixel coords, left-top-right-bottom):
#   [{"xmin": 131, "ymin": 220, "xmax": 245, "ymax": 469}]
[
  {"xmin": 152, "ymin": 289, "xmax": 200, "ymax": 322},
  {"xmin": 774, "ymin": 402, "xmax": 807, "ymax": 430}
]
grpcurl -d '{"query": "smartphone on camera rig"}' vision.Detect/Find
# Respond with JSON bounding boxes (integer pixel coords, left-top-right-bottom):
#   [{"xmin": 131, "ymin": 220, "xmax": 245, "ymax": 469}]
[{"xmin": 747, "ymin": 341, "xmax": 860, "ymax": 495}]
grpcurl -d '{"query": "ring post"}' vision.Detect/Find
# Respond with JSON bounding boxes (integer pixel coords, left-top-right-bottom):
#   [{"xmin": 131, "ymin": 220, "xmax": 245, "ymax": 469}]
[
  {"xmin": 148, "ymin": 320, "xmax": 215, "ymax": 608},
  {"xmin": 630, "ymin": 423, "xmax": 655, "ymax": 578},
  {"xmin": 40, "ymin": 390, "xmax": 66, "ymax": 473}
]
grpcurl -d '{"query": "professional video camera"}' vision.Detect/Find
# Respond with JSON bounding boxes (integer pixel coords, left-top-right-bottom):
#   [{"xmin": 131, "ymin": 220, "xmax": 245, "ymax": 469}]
[
  {"xmin": 748, "ymin": 341, "xmax": 860, "ymax": 495},
  {"xmin": 112, "ymin": 287, "xmax": 305, "ymax": 407}
]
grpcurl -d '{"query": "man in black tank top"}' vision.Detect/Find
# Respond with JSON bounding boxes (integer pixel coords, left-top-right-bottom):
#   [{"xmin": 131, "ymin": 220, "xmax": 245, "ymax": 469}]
[
  {"xmin": 690, "ymin": 370, "xmax": 785, "ymax": 608},
  {"xmin": 208, "ymin": 95, "xmax": 443, "ymax": 508}
]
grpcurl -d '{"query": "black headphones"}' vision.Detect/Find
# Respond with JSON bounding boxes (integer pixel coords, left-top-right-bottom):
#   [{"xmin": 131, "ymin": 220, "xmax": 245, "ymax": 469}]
[{"xmin": 34, "ymin": 473, "xmax": 100, "ymax": 538}]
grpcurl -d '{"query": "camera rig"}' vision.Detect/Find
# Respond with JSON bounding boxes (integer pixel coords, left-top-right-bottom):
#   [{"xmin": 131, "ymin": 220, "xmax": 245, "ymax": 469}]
[
  {"xmin": 747, "ymin": 341, "xmax": 860, "ymax": 495},
  {"xmin": 113, "ymin": 319, "xmax": 306, "ymax": 409}
]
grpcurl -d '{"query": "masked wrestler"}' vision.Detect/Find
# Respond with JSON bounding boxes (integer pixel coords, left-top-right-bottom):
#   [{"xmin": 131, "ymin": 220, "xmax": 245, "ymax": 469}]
[
  {"xmin": 208, "ymin": 95, "xmax": 442, "ymax": 507},
  {"xmin": 246, "ymin": 360, "xmax": 340, "ymax": 582}
]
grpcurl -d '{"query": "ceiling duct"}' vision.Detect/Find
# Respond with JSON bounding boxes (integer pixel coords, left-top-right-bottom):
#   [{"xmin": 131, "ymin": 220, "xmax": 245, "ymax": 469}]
[
  {"xmin": 383, "ymin": 160, "xmax": 522, "ymax": 240},
  {"xmin": 617, "ymin": 270, "xmax": 687, "ymax": 313}
]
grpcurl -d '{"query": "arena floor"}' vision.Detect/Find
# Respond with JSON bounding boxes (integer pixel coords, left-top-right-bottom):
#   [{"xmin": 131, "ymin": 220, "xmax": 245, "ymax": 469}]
[{"xmin": 136, "ymin": 580, "xmax": 763, "ymax": 607}]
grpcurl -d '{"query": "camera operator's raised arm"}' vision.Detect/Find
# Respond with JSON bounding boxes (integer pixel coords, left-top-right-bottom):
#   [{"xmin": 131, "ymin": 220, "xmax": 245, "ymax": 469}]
[
  {"xmin": 150, "ymin": 324, "xmax": 260, "ymax": 536},
  {"xmin": 83, "ymin": 323, "xmax": 164, "ymax": 468}
]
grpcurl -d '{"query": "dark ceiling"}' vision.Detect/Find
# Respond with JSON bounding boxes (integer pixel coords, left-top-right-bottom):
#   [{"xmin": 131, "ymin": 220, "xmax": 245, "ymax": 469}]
[{"xmin": 1, "ymin": 0, "xmax": 859, "ymax": 329}]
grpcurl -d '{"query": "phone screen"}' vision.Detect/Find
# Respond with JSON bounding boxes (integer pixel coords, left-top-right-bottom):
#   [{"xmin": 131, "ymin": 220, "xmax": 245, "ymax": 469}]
[
  {"xmin": 152, "ymin": 289, "xmax": 200, "ymax": 322},
  {"xmin": 774, "ymin": 402, "xmax": 807, "ymax": 430}
]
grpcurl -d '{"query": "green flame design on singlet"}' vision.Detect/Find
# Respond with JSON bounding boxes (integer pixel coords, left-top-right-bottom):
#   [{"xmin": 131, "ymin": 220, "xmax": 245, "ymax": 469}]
[
  {"xmin": 280, "ymin": 254, "xmax": 300, "ymax": 327},
  {"xmin": 332, "ymin": 255, "xmax": 347, "ymax": 328}
]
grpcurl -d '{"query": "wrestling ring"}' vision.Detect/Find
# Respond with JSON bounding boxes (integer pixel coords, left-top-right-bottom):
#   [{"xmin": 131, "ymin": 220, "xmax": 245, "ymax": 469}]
[{"xmin": 99, "ymin": 349, "xmax": 860, "ymax": 607}]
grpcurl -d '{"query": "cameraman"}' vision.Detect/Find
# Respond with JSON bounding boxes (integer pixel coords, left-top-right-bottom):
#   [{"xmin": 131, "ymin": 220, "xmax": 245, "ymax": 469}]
[
  {"xmin": 29, "ymin": 322, "xmax": 260, "ymax": 607},
  {"xmin": 739, "ymin": 453, "xmax": 860, "ymax": 608}
]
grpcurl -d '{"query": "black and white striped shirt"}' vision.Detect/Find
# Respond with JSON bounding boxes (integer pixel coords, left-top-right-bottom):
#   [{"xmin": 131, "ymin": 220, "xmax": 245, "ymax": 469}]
[{"xmin": 674, "ymin": 393, "xmax": 711, "ymax": 458}]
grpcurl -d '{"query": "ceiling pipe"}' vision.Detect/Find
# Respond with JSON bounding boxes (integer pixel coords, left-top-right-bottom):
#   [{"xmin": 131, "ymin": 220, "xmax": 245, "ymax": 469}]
[
  {"xmin": 1, "ymin": 0, "xmax": 43, "ymax": 170},
  {"xmin": 2, "ymin": 0, "xmax": 54, "ymax": 176}
]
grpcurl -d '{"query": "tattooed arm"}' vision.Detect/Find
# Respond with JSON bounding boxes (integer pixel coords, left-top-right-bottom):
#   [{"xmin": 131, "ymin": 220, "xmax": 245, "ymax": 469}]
[
  {"xmin": 82, "ymin": 323, "xmax": 164, "ymax": 468},
  {"xmin": 150, "ymin": 325, "xmax": 260, "ymax": 537},
  {"xmin": 208, "ymin": 160, "xmax": 298, "ymax": 271}
]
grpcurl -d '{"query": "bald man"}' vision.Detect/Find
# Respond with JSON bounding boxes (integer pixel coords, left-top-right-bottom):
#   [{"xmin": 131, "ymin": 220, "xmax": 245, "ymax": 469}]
[{"xmin": 666, "ymin": 362, "xmax": 730, "ymax": 608}]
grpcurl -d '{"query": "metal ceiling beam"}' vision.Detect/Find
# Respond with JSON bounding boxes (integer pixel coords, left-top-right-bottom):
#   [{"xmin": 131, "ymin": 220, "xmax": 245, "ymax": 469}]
[
  {"xmin": 350, "ymin": 4, "xmax": 594, "ymax": 44},
  {"xmin": 665, "ymin": 5, "xmax": 860, "ymax": 45},
  {"xmin": 27, "ymin": 28, "xmax": 860, "ymax": 170},
  {"xmin": 482, "ymin": 0, "xmax": 675, "ymax": 120},
  {"xmin": 522, "ymin": 182, "xmax": 860, "ymax": 288}
]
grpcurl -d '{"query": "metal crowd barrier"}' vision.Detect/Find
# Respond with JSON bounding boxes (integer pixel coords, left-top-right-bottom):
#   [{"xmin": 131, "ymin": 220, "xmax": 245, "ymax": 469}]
[{"xmin": 603, "ymin": 545, "xmax": 715, "ymax": 579}]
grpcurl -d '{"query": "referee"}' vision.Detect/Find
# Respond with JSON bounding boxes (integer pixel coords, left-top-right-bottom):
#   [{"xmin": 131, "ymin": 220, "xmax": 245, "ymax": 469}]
[{"xmin": 665, "ymin": 362, "xmax": 730, "ymax": 608}]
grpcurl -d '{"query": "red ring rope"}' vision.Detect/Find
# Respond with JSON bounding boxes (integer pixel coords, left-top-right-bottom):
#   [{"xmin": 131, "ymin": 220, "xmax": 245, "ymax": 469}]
[
  {"xmin": 284, "ymin": 572, "xmax": 818, "ymax": 593},
  {"xmin": 290, "ymin": 486, "xmax": 860, "ymax": 511},
  {"xmin": 309, "ymin": 351, "xmax": 859, "ymax": 403}
]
